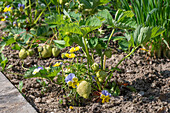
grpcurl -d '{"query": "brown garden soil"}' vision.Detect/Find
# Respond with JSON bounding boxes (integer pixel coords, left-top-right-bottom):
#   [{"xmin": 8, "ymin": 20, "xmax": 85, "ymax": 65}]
[{"xmin": 1, "ymin": 45, "xmax": 170, "ymax": 113}]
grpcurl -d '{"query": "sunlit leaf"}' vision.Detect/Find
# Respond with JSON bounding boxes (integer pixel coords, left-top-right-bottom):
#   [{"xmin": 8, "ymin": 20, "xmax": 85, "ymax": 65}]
[{"xmin": 53, "ymin": 40, "xmax": 66, "ymax": 48}]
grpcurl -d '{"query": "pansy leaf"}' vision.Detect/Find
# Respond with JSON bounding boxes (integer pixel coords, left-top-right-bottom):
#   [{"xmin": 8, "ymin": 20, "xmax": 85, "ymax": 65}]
[{"xmin": 46, "ymin": 69, "xmax": 61, "ymax": 80}]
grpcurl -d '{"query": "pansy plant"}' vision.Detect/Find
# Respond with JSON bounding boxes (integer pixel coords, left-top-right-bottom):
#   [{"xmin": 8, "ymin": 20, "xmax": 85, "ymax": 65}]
[
  {"xmin": 32, "ymin": 67, "xmax": 44, "ymax": 75},
  {"xmin": 3, "ymin": 5, "xmax": 12, "ymax": 13},
  {"xmin": 65, "ymin": 73, "xmax": 79, "ymax": 88}
]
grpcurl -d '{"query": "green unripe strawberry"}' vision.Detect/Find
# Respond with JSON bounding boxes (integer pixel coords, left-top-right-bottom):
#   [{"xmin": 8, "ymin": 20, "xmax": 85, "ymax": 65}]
[
  {"xmin": 41, "ymin": 45, "xmax": 52, "ymax": 58},
  {"xmin": 52, "ymin": 47, "xmax": 60, "ymax": 57},
  {"xmin": 95, "ymin": 44, "xmax": 103, "ymax": 49},
  {"xmin": 46, "ymin": 45, "xmax": 52, "ymax": 54},
  {"xmin": 19, "ymin": 48, "xmax": 28, "ymax": 59},
  {"xmin": 91, "ymin": 63, "xmax": 99, "ymax": 71},
  {"xmin": 41, "ymin": 47, "xmax": 48, "ymax": 58},
  {"xmin": 96, "ymin": 70, "xmax": 107, "ymax": 78},
  {"xmin": 77, "ymin": 81, "xmax": 91, "ymax": 99},
  {"xmin": 96, "ymin": 70, "xmax": 107, "ymax": 82},
  {"xmin": 38, "ymin": 46, "xmax": 43, "ymax": 52},
  {"xmin": 61, "ymin": 53, "xmax": 66, "ymax": 59},
  {"xmin": 26, "ymin": 49, "xmax": 34, "ymax": 56},
  {"xmin": 104, "ymin": 49, "xmax": 112, "ymax": 58}
]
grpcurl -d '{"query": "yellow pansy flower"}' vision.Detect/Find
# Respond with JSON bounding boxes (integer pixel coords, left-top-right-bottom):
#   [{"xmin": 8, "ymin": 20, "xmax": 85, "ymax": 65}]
[
  {"xmin": 3, "ymin": 7, "xmax": 8, "ymax": 12},
  {"xmin": 69, "ymin": 47, "xmax": 75, "ymax": 53},
  {"xmin": 64, "ymin": 74, "xmax": 68, "ymax": 77},
  {"xmin": 101, "ymin": 95, "xmax": 110, "ymax": 103},
  {"xmin": 1, "ymin": 18, "xmax": 5, "ymax": 21},
  {"xmin": 7, "ymin": 7, "xmax": 12, "ymax": 12},
  {"xmin": 69, "ymin": 106, "xmax": 73, "ymax": 110},
  {"xmin": 53, "ymin": 62, "xmax": 61, "ymax": 67},
  {"xmin": 100, "ymin": 90, "xmax": 111, "ymax": 103},
  {"xmin": 69, "ymin": 46, "xmax": 80, "ymax": 53},
  {"xmin": 65, "ymin": 53, "xmax": 75, "ymax": 58},
  {"xmin": 75, "ymin": 46, "xmax": 80, "ymax": 51},
  {"xmin": 67, "ymin": 77, "xmax": 79, "ymax": 88},
  {"xmin": 65, "ymin": 73, "xmax": 79, "ymax": 88}
]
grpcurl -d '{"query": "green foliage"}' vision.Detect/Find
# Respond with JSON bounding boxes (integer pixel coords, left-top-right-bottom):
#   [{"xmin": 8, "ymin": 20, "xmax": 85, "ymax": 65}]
[
  {"xmin": 0, "ymin": 53, "xmax": 8, "ymax": 71},
  {"xmin": 0, "ymin": 45, "xmax": 8, "ymax": 71},
  {"xmin": 120, "ymin": 0, "xmax": 170, "ymax": 57},
  {"xmin": 45, "ymin": 14, "xmax": 66, "ymax": 26},
  {"xmin": 53, "ymin": 40, "xmax": 66, "ymax": 48},
  {"xmin": 2, "ymin": 0, "xmax": 167, "ymax": 107},
  {"xmin": 24, "ymin": 66, "xmax": 61, "ymax": 81},
  {"xmin": 79, "ymin": 0, "xmax": 110, "ymax": 14},
  {"xmin": 114, "ymin": 9, "xmax": 137, "ymax": 29},
  {"xmin": 125, "ymin": 25, "xmax": 165, "ymax": 48},
  {"xmin": 18, "ymin": 81, "xmax": 23, "ymax": 93}
]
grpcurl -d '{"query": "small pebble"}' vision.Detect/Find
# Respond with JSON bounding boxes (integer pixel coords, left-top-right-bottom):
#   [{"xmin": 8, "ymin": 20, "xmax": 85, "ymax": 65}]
[
  {"xmin": 138, "ymin": 91, "xmax": 145, "ymax": 96},
  {"xmin": 35, "ymin": 97, "xmax": 41, "ymax": 103}
]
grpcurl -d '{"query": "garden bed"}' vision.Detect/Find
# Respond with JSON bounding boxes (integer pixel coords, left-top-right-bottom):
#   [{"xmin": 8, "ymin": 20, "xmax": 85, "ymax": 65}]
[
  {"xmin": 2, "ymin": 46, "xmax": 170, "ymax": 113},
  {"xmin": 0, "ymin": 0, "xmax": 170, "ymax": 113}
]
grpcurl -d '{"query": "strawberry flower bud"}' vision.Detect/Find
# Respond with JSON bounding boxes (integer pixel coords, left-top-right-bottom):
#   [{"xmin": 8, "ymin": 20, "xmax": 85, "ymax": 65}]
[
  {"xmin": 91, "ymin": 63, "xmax": 99, "ymax": 71},
  {"xmin": 104, "ymin": 49, "xmax": 112, "ymax": 58},
  {"xmin": 96, "ymin": 70, "xmax": 107, "ymax": 82}
]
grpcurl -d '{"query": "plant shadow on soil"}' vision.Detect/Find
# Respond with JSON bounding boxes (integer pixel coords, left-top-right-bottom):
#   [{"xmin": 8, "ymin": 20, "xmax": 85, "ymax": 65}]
[{"xmin": 130, "ymin": 70, "xmax": 170, "ymax": 102}]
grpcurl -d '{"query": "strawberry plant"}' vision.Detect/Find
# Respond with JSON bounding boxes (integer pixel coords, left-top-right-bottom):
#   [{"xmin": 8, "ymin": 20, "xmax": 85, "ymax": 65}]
[{"xmin": 0, "ymin": 0, "xmax": 167, "ymax": 109}]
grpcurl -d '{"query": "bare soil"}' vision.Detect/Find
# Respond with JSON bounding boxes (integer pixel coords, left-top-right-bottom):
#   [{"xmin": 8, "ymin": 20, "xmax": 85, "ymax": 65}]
[{"xmin": 1, "ymin": 46, "xmax": 170, "ymax": 113}]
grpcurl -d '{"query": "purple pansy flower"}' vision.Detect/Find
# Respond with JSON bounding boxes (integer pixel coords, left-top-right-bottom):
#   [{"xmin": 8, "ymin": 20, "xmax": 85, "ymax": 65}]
[
  {"xmin": 13, "ymin": 21, "xmax": 17, "ymax": 26},
  {"xmin": 101, "ymin": 90, "xmax": 111, "ymax": 97},
  {"xmin": 6, "ymin": 5, "xmax": 10, "ymax": 8},
  {"xmin": 18, "ymin": 3, "xmax": 22, "ymax": 7},
  {"xmin": 65, "ymin": 73, "xmax": 75, "ymax": 83},
  {"xmin": 32, "ymin": 67, "xmax": 43, "ymax": 75},
  {"xmin": 38, "ymin": 67, "xmax": 43, "ymax": 70},
  {"xmin": 22, "ymin": 4, "xmax": 25, "ymax": 9},
  {"xmin": 18, "ymin": 4, "xmax": 25, "ymax": 9}
]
